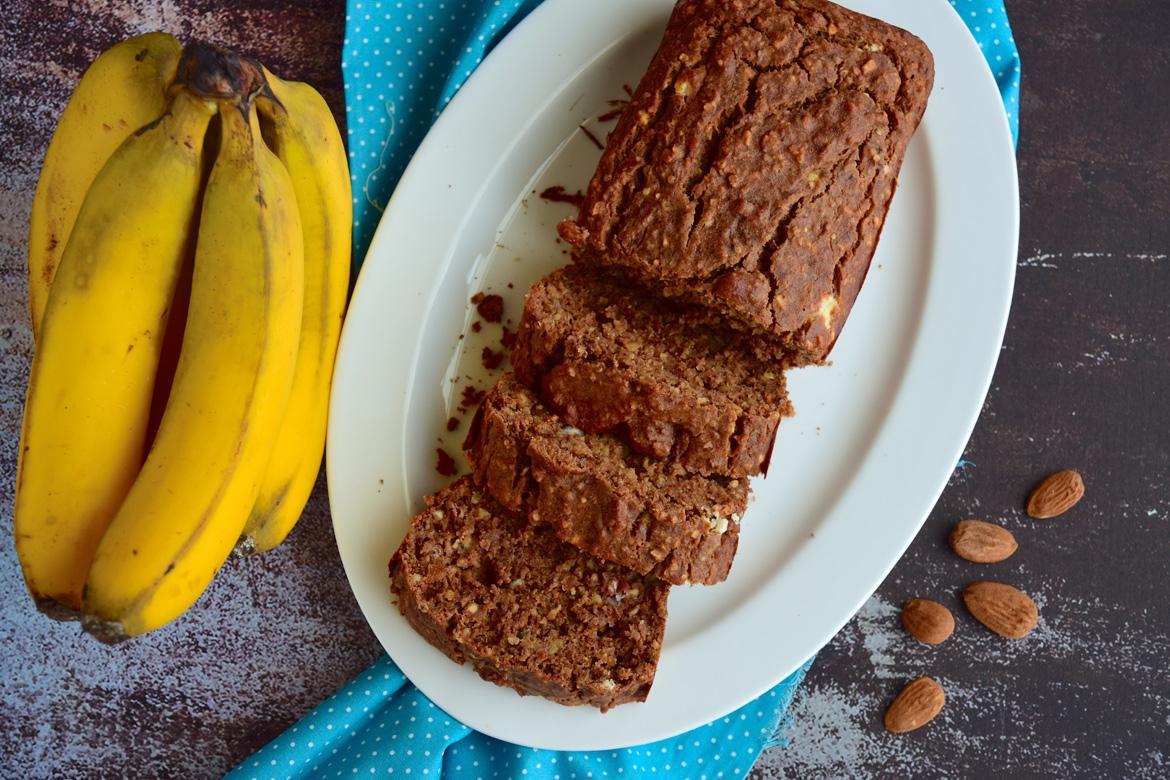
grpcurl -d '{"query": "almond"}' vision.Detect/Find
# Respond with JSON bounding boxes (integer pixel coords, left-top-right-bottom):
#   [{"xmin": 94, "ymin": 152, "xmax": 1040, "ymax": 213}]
[
  {"xmin": 884, "ymin": 677, "xmax": 946, "ymax": 733},
  {"xmin": 949, "ymin": 519, "xmax": 1018, "ymax": 563},
  {"xmin": 901, "ymin": 599, "xmax": 955, "ymax": 645},
  {"xmin": 963, "ymin": 581, "xmax": 1038, "ymax": 639},
  {"xmin": 1026, "ymin": 469, "xmax": 1084, "ymax": 519}
]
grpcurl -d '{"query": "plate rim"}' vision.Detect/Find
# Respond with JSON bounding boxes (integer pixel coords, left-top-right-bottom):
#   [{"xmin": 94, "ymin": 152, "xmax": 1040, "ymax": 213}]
[{"xmin": 327, "ymin": 0, "xmax": 1019, "ymax": 750}]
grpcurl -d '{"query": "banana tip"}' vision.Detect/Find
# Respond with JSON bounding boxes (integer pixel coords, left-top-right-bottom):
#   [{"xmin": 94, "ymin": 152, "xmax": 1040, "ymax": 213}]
[
  {"xmin": 80, "ymin": 614, "xmax": 131, "ymax": 645},
  {"xmin": 232, "ymin": 535, "xmax": 258, "ymax": 558},
  {"xmin": 34, "ymin": 597, "xmax": 83, "ymax": 622}
]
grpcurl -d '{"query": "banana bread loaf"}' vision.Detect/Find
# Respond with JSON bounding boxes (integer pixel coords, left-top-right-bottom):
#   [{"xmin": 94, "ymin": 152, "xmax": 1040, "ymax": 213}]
[
  {"xmin": 389, "ymin": 476, "xmax": 669, "ymax": 711},
  {"xmin": 512, "ymin": 264, "xmax": 792, "ymax": 478},
  {"xmin": 558, "ymin": 0, "xmax": 934, "ymax": 363},
  {"xmin": 465, "ymin": 374, "xmax": 748, "ymax": 586}
]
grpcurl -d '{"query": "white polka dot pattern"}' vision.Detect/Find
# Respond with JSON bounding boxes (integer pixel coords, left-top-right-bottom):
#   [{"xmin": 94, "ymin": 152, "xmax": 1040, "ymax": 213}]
[{"xmin": 227, "ymin": 2, "xmax": 1021, "ymax": 777}]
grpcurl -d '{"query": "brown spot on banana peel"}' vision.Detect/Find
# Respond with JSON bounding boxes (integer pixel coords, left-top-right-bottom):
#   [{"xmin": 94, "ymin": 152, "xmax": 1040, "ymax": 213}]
[
  {"xmin": 261, "ymin": 481, "xmax": 292, "ymax": 516},
  {"xmin": 133, "ymin": 115, "xmax": 165, "ymax": 137}
]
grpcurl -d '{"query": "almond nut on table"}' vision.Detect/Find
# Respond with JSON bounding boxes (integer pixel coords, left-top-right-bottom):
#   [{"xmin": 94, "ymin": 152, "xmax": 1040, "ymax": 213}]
[
  {"xmin": 949, "ymin": 519, "xmax": 1018, "ymax": 563},
  {"xmin": 963, "ymin": 581, "xmax": 1039, "ymax": 639},
  {"xmin": 884, "ymin": 676, "xmax": 946, "ymax": 733},
  {"xmin": 1026, "ymin": 469, "xmax": 1085, "ymax": 519},
  {"xmin": 902, "ymin": 599, "xmax": 955, "ymax": 645}
]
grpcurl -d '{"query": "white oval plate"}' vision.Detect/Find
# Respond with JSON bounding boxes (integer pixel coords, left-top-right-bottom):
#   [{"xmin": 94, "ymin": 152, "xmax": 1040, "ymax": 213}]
[{"xmin": 328, "ymin": 0, "xmax": 1018, "ymax": 751}]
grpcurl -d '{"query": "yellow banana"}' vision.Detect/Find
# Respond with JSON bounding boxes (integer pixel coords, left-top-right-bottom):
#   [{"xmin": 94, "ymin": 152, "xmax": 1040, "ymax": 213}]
[
  {"xmin": 238, "ymin": 69, "xmax": 351, "ymax": 554},
  {"xmin": 28, "ymin": 32, "xmax": 182, "ymax": 341},
  {"xmin": 82, "ymin": 99, "xmax": 304, "ymax": 640},
  {"xmin": 14, "ymin": 89, "xmax": 216, "ymax": 615}
]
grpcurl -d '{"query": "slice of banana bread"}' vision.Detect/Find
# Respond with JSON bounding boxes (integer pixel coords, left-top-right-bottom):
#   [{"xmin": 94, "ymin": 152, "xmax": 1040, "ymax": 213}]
[
  {"xmin": 511, "ymin": 265, "xmax": 791, "ymax": 479},
  {"xmin": 388, "ymin": 476, "xmax": 669, "ymax": 711},
  {"xmin": 558, "ymin": 0, "xmax": 934, "ymax": 363},
  {"xmin": 465, "ymin": 374, "xmax": 748, "ymax": 586}
]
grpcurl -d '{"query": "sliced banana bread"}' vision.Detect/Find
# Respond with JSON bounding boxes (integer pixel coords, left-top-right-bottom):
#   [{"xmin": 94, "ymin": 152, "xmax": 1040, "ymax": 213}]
[
  {"xmin": 388, "ymin": 476, "xmax": 668, "ymax": 711},
  {"xmin": 465, "ymin": 374, "xmax": 748, "ymax": 586},
  {"xmin": 511, "ymin": 264, "xmax": 791, "ymax": 479},
  {"xmin": 558, "ymin": 0, "xmax": 934, "ymax": 363}
]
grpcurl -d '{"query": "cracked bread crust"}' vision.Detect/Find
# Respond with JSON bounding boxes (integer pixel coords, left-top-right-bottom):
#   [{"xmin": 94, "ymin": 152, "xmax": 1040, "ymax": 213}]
[
  {"xmin": 558, "ymin": 0, "xmax": 934, "ymax": 363},
  {"xmin": 512, "ymin": 265, "xmax": 792, "ymax": 479},
  {"xmin": 389, "ymin": 477, "xmax": 669, "ymax": 711},
  {"xmin": 464, "ymin": 374, "xmax": 748, "ymax": 586}
]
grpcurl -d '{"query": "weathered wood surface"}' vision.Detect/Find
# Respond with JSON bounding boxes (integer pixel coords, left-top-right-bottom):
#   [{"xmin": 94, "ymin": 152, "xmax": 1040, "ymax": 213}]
[{"xmin": 1, "ymin": 1, "xmax": 1166, "ymax": 777}]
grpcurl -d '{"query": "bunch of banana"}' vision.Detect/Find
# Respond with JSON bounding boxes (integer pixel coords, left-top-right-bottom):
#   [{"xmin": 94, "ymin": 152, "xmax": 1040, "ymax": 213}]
[{"xmin": 16, "ymin": 37, "xmax": 351, "ymax": 640}]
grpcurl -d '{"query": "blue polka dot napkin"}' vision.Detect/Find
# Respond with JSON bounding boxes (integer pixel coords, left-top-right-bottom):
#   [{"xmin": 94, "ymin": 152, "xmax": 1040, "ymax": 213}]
[
  {"xmin": 226, "ymin": 2, "xmax": 1019, "ymax": 778},
  {"xmin": 227, "ymin": 656, "xmax": 808, "ymax": 779},
  {"xmin": 343, "ymin": 0, "xmax": 544, "ymax": 262},
  {"xmin": 949, "ymin": 0, "xmax": 1021, "ymax": 142}
]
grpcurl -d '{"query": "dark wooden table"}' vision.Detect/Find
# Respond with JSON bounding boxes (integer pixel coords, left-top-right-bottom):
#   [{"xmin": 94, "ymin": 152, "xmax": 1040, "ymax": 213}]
[{"xmin": 2, "ymin": 1, "xmax": 1167, "ymax": 777}]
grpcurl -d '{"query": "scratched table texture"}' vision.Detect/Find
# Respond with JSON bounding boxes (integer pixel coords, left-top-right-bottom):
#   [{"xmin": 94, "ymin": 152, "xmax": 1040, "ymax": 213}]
[{"xmin": 1, "ymin": 0, "xmax": 1167, "ymax": 777}]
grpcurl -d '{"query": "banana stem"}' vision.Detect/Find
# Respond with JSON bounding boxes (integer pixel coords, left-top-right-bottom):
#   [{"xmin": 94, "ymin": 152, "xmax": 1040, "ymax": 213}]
[{"xmin": 175, "ymin": 42, "xmax": 266, "ymax": 105}]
